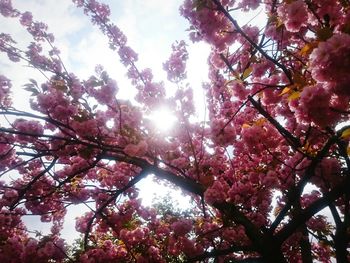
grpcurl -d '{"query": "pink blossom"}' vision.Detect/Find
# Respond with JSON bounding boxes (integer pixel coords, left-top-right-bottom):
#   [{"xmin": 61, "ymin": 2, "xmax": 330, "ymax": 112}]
[
  {"xmin": 13, "ymin": 119, "xmax": 44, "ymax": 141},
  {"xmin": 0, "ymin": 75, "xmax": 11, "ymax": 106},
  {"xmin": 19, "ymin": 11, "xmax": 32, "ymax": 26},
  {"xmin": 310, "ymin": 33, "xmax": 350, "ymax": 96},
  {"xmin": 171, "ymin": 219, "xmax": 192, "ymax": 236},
  {"xmin": 0, "ymin": 0, "xmax": 349, "ymax": 262},
  {"xmin": 86, "ymin": 0, "xmax": 111, "ymax": 24},
  {"xmin": 163, "ymin": 40, "xmax": 188, "ymax": 82},
  {"xmin": 277, "ymin": 0, "xmax": 308, "ymax": 32},
  {"xmin": 296, "ymin": 84, "xmax": 338, "ymax": 127},
  {"xmin": 4, "ymin": 189, "xmax": 18, "ymax": 199},
  {"xmin": 204, "ymin": 180, "xmax": 229, "ymax": 205},
  {"xmin": 238, "ymin": 0, "xmax": 260, "ymax": 11},
  {"xmin": 27, "ymin": 21, "xmax": 50, "ymax": 41},
  {"xmin": 118, "ymin": 45, "xmax": 138, "ymax": 66},
  {"xmin": 124, "ymin": 140, "xmax": 148, "ymax": 157},
  {"xmin": 0, "ymin": 0, "xmax": 19, "ymax": 17}
]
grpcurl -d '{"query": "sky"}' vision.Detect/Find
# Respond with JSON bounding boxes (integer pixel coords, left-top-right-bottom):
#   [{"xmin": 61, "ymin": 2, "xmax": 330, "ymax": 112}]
[
  {"xmin": 0, "ymin": 0, "xmax": 211, "ymax": 244},
  {"xmin": 0, "ymin": 0, "xmax": 211, "ymax": 106}
]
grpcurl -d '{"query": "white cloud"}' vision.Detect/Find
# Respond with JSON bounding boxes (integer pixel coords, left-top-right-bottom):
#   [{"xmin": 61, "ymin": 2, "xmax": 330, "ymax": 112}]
[{"xmin": 13, "ymin": 0, "xmax": 84, "ymax": 39}]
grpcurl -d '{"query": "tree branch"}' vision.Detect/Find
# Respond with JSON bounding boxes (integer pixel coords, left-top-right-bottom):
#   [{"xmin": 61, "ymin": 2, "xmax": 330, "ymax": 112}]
[
  {"xmin": 275, "ymin": 176, "xmax": 350, "ymax": 243},
  {"xmin": 83, "ymin": 168, "xmax": 149, "ymax": 249},
  {"xmin": 211, "ymin": 0, "xmax": 292, "ymax": 83}
]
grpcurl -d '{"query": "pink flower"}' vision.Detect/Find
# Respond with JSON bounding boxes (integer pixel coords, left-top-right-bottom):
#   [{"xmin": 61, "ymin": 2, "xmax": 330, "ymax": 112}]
[
  {"xmin": 180, "ymin": 0, "xmax": 235, "ymax": 50},
  {"xmin": 310, "ymin": 33, "xmax": 350, "ymax": 96},
  {"xmin": 27, "ymin": 21, "xmax": 50, "ymax": 41},
  {"xmin": 20, "ymin": 11, "xmax": 32, "ymax": 26},
  {"xmin": 90, "ymin": 79, "xmax": 118, "ymax": 104},
  {"xmin": 171, "ymin": 219, "xmax": 192, "ymax": 236},
  {"xmin": 210, "ymin": 118, "xmax": 236, "ymax": 146},
  {"xmin": 204, "ymin": 180, "xmax": 229, "ymax": 205},
  {"xmin": 296, "ymin": 84, "xmax": 333, "ymax": 127},
  {"xmin": 0, "ymin": 0, "xmax": 19, "ymax": 17},
  {"xmin": 0, "ymin": 75, "xmax": 11, "ymax": 106},
  {"xmin": 277, "ymin": 0, "xmax": 308, "ymax": 32},
  {"xmin": 124, "ymin": 140, "xmax": 148, "ymax": 157},
  {"xmin": 118, "ymin": 46, "xmax": 138, "ymax": 66},
  {"xmin": 239, "ymin": 0, "xmax": 260, "ymax": 11},
  {"xmin": 86, "ymin": 0, "xmax": 111, "ymax": 24},
  {"xmin": 163, "ymin": 40, "xmax": 188, "ymax": 83},
  {"xmin": 4, "ymin": 189, "xmax": 17, "ymax": 199},
  {"xmin": 13, "ymin": 119, "xmax": 44, "ymax": 142}
]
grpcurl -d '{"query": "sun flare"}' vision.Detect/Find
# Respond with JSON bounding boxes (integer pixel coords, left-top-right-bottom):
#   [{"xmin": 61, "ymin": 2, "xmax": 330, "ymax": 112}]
[{"xmin": 148, "ymin": 108, "xmax": 177, "ymax": 132}]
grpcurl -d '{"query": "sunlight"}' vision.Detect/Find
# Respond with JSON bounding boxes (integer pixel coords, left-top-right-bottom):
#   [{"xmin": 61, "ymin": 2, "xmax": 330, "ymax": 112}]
[
  {"xmin": 148, "ymin": 108, "xmax": 177, "ymax": 132},
  {"xmin": 138, "ymin": 175, "xmax": 192, "ymax": 209}
]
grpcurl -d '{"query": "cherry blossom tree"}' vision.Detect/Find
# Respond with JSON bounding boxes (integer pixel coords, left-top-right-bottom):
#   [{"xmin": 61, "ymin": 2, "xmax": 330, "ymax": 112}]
[{"xmin": 0, "ymin": 0, "xmax": 350, "ymax": 262}]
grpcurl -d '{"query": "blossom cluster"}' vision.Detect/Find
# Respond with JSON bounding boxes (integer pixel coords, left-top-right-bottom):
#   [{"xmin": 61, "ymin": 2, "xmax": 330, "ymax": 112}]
[{"xmin": 0, "ymin": 0, "xmax": 349, "ymax": 262}]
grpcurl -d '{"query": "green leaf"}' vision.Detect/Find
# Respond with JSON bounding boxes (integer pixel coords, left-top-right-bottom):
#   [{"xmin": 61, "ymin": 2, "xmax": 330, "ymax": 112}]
[
  {"xmin": 23, "ymin": 85, "xmax": 39, "ymax": 96},
  {"xmin": 29, "ymin": 78, "xmax": 38, "ymax": 87}
]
